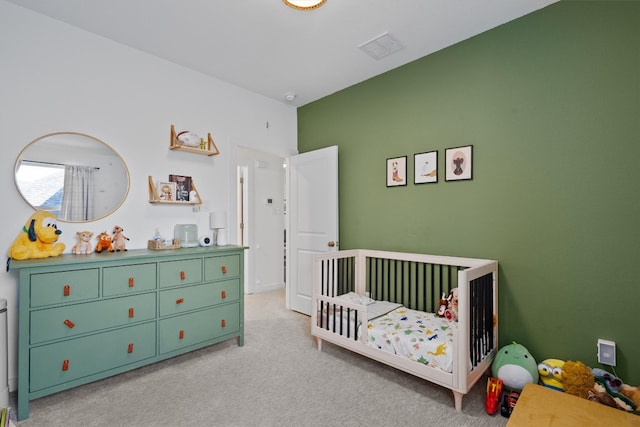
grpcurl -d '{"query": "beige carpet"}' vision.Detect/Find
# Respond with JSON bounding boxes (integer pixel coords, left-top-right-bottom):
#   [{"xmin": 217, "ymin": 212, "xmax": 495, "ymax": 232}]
[{"xmin": 14, "ymin": 288, "xmax": 507, "ymax": 426}]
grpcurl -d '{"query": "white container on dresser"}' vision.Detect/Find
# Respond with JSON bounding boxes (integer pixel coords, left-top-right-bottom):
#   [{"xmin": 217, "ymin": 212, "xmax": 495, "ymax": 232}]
[{"xmin": 9, "ymin": 246, "xmax": 245, "ymax": 421}]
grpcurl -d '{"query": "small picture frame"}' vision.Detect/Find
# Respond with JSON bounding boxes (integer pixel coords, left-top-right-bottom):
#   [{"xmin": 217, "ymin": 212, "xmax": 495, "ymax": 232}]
[
  {"xmin": 169, "ymin": 174, "xmax": 192, "ymax": 201},
  {"xmin": 157, "ymin": 181, "xmax": 176, "ymax": 201},
  {"xmin": 445, "ymin": 145, "xmax": 473, "ymax": 181},
  {"xmin": 386, "ymin": 156, "xmax": 407, "ymax": 187},
  {"xmin": 414, "ymin": 151, "xmax": 438, "ymax": 184}
]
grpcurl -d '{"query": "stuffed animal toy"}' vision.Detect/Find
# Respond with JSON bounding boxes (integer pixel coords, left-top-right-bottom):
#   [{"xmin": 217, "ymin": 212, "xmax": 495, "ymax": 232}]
[
  {"xmin": 492, "ymin": 342, "xmax": 539, "ymax": 391},
  {"xmin": 71, "ymin": 231, "xmax": 94, "ymax": 255},
  {"xmin": 593, "ymin": 381, "xmax": 636, "ymax": 412},
  {"xmin": 538, "ymin": 358, "xmax": 565, "ymax": 391},
  {"xmin": 95, "ymin": 231, "xmax": 114, "ymax": 253},
  {"xmin": 591, "ymin": 368, "xmax": 622, "ymax": 393},
  {"xmin": 8, "ymin": 211, "xmax": 65, "ymax": 260},
  {"xmin": 619, "ymin": 384, "xmax": 640, "ymax": 409},
  {"xmin": 620, "ymin": 384, "xmax": 640, "ymax": 409},
  {"xmin": 444, "ymin": 288, "xmax": 458, "ymax": 321},
  {"xmin": 112, "ymin": 225, "xmax": 129, "ymax": 251},
  {"xmin": 588, "ymin": 389, "xmax": 619, "ymax": 409},
  {"xmin": 562, "ymin": 360, "xmax": 594, "ymax": 399}
]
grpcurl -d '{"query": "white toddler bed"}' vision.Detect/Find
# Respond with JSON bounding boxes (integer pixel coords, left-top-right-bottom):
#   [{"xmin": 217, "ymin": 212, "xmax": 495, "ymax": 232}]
[{"xmin": 311, "ymin": 249, "xmax": 498, "ymax": 412}]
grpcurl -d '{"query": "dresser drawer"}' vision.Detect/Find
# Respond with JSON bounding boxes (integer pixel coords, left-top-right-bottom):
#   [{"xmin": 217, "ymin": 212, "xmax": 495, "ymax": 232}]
[
  {"xmin": 159, "ymin": 303, "xmax": 239, "ymax": 354},
  {"xmin": 30, "ymin": 322, "xmax": 156, "ymax": 392},
  {"xmin": 30, "ymin": 294, "xmax": 156, "ymax": 344},
  {"xmin": 159, "ymin": 259, "xmax": 202, "ymax": 288},
  {"xmin": 30, "ymin": 269, "xmax": 99, "ymax": 308},
  {"xmin": 159, "ymin": 279, "xmax": 240, "ymax": 317},
  {"xmin": 103, "ymin": 263, "xmax": 157, "ymax": 296},
  {"xmin": 204, "ymin": 255, "xmax": 240, "ymax": 281}
]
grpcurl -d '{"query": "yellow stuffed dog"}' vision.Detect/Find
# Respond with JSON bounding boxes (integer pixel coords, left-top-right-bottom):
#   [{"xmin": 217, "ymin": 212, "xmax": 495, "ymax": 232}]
[{"xmin": 8, "ymin": 211, "xmax": 66, "ymax": 260}]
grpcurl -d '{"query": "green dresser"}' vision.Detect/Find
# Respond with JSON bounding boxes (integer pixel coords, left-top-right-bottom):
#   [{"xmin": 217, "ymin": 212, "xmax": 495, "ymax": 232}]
[{"xmin": 9, "ymin": 246, "xmax": 245, "ymax": 421}]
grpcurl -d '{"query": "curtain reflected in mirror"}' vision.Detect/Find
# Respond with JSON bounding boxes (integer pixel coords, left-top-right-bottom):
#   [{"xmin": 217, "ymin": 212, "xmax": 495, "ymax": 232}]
[
  {"xmin": 60, "ymin": 165, "xmax": 95, "ymax": 221},
  {"xmin": 14, "ymin": 132, "xmax": 130, "ymax": 223}
]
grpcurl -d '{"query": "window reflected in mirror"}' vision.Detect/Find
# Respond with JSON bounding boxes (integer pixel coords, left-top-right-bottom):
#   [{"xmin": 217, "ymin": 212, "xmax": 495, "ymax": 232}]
[{"xmin": 15, "ymin": 162, "xmax": 65, "ymax": 216}]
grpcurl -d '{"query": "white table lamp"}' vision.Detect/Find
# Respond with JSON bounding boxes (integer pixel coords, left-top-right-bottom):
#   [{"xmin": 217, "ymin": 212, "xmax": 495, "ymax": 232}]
[{"xmin": 210, "ymin": 211, "xmax": 228, "ymax": 246}]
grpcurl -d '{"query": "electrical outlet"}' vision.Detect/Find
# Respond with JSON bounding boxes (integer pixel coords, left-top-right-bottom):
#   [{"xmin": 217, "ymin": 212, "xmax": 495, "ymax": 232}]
[{"xmin": 597, "ymin": 339, "xmax": 616, "ymax": 366}]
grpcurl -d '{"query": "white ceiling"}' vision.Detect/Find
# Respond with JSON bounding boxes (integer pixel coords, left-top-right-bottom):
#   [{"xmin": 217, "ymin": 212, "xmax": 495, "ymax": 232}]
[{"xmin": 7, "ymin": 0, "xmax": 557, "ymax": 107}]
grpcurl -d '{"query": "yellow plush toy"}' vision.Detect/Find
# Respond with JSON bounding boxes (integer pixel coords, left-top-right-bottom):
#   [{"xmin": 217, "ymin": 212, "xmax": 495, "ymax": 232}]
[{"xmin": 8, "ymin": 211, "xmax": 66, "ymax": 260}]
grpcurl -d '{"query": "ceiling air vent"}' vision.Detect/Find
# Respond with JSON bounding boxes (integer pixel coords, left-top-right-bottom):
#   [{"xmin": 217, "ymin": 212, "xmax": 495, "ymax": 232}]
[{"xmin": 358, "ymin": 32, "xmax": 405, "ymax": 60}]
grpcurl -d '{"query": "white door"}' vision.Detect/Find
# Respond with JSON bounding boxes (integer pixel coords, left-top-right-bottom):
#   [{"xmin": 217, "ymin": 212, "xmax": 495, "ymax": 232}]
[{"xmin": 287, "ymin": 146, "xmax": 338, "ymax": 315}]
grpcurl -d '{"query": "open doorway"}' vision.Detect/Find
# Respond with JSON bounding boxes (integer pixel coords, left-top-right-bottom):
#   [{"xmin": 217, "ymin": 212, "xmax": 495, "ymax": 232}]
[{"xmin": 236, "ymin": 147, "xmax": 286, "ymax": 295}]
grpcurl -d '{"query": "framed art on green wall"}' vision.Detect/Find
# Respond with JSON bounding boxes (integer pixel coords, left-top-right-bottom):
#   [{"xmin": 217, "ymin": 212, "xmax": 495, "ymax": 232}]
[
  {"xmin": 445, "ymin": 145, "xmax": 473, "ymax": 181},
  {"xmin": 386, "ymin": 156, "xmax": 407, "ymax": 187},
  {"xmin": 414, "ymin": 151, "xmax": 438, "ymax": 184}
]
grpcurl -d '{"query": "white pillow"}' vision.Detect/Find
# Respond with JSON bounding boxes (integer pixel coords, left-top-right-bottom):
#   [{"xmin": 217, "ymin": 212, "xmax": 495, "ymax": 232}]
[{"xmin": 337, "ymin": 292, "xmax": 375, "ymax": 306}]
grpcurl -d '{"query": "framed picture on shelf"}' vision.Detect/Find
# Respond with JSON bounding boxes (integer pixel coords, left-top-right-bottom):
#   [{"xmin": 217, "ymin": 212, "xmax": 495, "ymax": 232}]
[
  {"xmin": 386, "ymin": 156, "xmax": 407, "ymax": 187},
  {"xmin": 169, "ymin": 174, "xmax": 192, "ymax": 201},
  {"xmin": 445, "ymin": 145, "xmax": 473, "ymax": 181},
  {"xmin": 157, "ymin": 181, "xmax": 176, "ymax": 201},
  {"xmin": 414, "ymin": 151, "xmax": 438, "ymax": 184}
]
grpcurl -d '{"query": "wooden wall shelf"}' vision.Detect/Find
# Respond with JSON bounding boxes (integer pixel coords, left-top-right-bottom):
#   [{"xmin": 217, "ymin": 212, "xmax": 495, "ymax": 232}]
[
  {"xmin": 169, "ymin": 124, "xmax": 220, "ymax": 156},
  {"xmin": 148, "ymin": 176, "xmax": 202, "ymax": 204}
]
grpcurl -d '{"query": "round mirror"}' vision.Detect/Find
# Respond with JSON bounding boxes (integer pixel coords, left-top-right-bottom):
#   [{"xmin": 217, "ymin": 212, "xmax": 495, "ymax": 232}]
[{"xmin": 15, "ymin": 132, "xmax": 130, "ymax": 222}]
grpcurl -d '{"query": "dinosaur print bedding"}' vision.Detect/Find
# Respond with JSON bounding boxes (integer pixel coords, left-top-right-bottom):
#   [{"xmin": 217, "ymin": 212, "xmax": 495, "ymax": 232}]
[{"xmin": 367, "ymin": 307, "xmax": 456, "ymax": 373}]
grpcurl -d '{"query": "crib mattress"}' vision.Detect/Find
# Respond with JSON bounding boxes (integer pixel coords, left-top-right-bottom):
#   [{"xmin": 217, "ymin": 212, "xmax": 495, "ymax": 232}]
[{"xmin": 367, "ymin": 307, "xmax": 456, "ymax": 373}]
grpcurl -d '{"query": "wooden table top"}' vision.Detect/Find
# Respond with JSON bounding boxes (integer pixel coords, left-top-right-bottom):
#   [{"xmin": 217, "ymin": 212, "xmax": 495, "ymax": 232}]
[{"xmin": 507, "ymin": 383, "xmax": 640, "ymax": 426}]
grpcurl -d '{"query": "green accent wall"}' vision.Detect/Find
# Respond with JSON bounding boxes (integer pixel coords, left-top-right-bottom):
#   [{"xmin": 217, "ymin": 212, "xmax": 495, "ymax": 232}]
[{"xmin": 298, "ymin": 2, "xmax": 640, "ymax": 384}]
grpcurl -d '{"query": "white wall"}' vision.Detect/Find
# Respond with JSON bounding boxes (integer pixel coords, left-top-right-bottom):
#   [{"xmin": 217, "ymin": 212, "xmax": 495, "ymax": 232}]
[{"xmin": 0, "ymin": 0, "xmax": 297, "ymax": 390}]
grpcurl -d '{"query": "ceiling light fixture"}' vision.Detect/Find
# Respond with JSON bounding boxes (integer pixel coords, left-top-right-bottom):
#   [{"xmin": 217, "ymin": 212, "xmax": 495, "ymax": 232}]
[{"xmin": 283, "ymin": 0, "xmax": 326, "ymax": 11}]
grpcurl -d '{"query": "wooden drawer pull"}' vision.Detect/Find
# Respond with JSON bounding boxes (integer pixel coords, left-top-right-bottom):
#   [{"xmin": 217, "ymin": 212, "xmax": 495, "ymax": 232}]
[
  {"xmin": 221, "ymin": 290, "xmax": 226, "ymax": 299},
  {"xmin": 64, "ymin": 319, "xmax": 75, "ymax": 329},
  {"xmin": 63, "ymin": 285, "xmax": 70, "ymax": 296},
  {"xmin": 176, "ymin": 298, "xmax": 184, "ymax": 304},
  {"xmin": 221, "ymin": 319, "xmax": 226, "ymax": 328},
  {"xmin": 129, "ymin": 308, "xmax": 135, "ymax": 318},
  {"xmin": 128, "ymin": 277, "xmax": 135, "ymax": 287},
  {"xmin": 221, "ymin": 266, "xmax": 227, "ymax": 274},
  {"xmin": 128, "ymin": 343, "xmax": 134, "ymax": 354},
  {"xmin": 179, "ymin": 330, "xmax": 184, "ymax": 339},
  {"xmin": 180, "ymin": 271, "xmax": 186, "ymax": 280},
  {"xmin": 62, "ymin": 359, "xmax": 69, "ymax": 371}
]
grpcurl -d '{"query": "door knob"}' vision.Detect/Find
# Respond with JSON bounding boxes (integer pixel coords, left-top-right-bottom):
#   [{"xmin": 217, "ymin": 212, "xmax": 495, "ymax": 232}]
[{"xmin": 327, "ymin": 241, "xmax": 335, "ymax": 248}]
